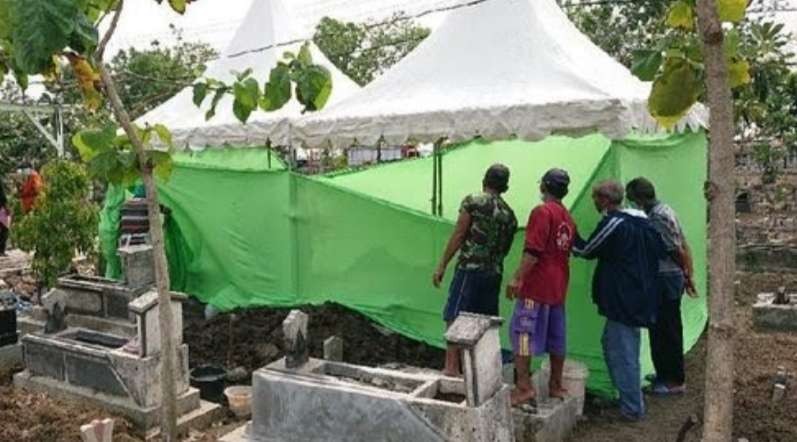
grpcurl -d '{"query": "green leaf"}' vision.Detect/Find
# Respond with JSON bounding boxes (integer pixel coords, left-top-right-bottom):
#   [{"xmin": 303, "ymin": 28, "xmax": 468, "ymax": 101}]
[
  {"xmin": 69, "ymin": 12, "xmax": 98, "ymax": 55},
  {"xmin": 78, "ymin": 0, "xmax": 116, "ymax": 22},
  {"xmin": 234, "ymin": 68, "xmax": 253, "ymax": 82},
  {"xmin": 168, "ymin": 0, "xmax": 187, "ymax": 14},
  {"xmin": 233, "ymin": 78, "xmax": 261, "ymax": 123},
  {"xmin": 233, "ymin": 78, "xmax": 260, "ymax": 109},
  {"xmin": 718, "ymin": 0, "xmax": 746, "ymax": 23},
  {"xmin": 666, "ymin": 1, "xmax": 694, "ymax": 30},
  {"xmin": 150, "ymin": 151, "xmax": 174, "ymax": 182},
  {"xmin": 631, "ymin": 50, "xmax": 663, "ymax": 81},
  {"xmin": 295, "ymin": 64, "xmax": 332, "ymax": 112},
  {"xmin": 10, "ymin": 0, "xmax": 79, "ymax": 73},
  {"xmin": 152, "ymin": 124, "xmax": 173, "ymax": 147},
  {"xmin": 192, "ymin": 82, "xmax": 208, "ymax": 107},
  {"xmin": 205, "ymin": 88, "xmax": 227, "ymax": 121},
  {"xmin": 13, "ymin": 69, "xmax": 27, "ymax": 90},
  {"xmin": 723, "ymin": 29, "xmax": 740, "ymax": 59},
  {"xmin": 72, "ymin": 126, "xmax": 116, "ymax": 161},
  {"xmin": 261, "ymin": 63, "xmax": 291, "ymax": 111},
  {"xmin": 728, "ymin": 60, "xmax": 751, "ymax": 88},
  {"xmin": 0, "ymin": 0, "xmax": 11, "ymax": 40},
  {"xmin": 648, "ymin": 57, "xmax": 702, "ymax": 129},
  {"xmin": 297, "ymin": 43, "xmax": 312, "ymax": 66},
  {"xmin": 89, "ymin": 150, "xmax": 122, "ymax": 182}
]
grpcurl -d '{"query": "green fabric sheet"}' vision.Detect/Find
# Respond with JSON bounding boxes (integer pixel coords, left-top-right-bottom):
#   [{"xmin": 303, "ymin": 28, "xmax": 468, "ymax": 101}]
[{"xmin": 99, "ymin": 134, "xmax": 708, "ymax": 396}]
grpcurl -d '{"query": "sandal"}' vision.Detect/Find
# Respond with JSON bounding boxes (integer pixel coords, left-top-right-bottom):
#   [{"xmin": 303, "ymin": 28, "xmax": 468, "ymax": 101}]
[{"xmin": 648, "ymin": 383, "xmax": 686, "ymax": 396}]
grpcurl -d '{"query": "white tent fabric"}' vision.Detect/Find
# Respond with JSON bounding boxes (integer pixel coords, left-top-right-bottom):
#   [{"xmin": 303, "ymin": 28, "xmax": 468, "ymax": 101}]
[
  {"xmin": 294, "ymin": 0, "xmax": 708, "ymax": 148},
  {"xmin": 136, "ymin": 0, "xmax": 361, "ymax": 149}
]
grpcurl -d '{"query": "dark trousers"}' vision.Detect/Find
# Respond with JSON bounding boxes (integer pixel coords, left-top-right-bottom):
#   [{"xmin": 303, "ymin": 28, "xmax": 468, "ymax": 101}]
[
  {"xmin": 0, "ymin": 224, "xmax": 7, "ymax": 255},
  {"xmin": 649, "ymin": 296, "xmax": 685, "ymax": 385}
]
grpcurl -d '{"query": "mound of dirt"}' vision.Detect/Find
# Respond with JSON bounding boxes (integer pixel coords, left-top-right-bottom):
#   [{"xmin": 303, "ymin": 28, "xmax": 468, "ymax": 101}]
[
  {"xmin": 184, "ymin": 302, "xmax": 445, "ymax": 375},
  {"xmin": 0, "ymin": 385, "xmax": 139, "ymax": 442}
]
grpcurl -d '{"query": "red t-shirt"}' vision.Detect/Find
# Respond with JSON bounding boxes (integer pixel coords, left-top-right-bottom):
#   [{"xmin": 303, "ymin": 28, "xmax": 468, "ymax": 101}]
[{"xmin": 518, "ymin": 200, "xmax": 575, "ymax": 305}]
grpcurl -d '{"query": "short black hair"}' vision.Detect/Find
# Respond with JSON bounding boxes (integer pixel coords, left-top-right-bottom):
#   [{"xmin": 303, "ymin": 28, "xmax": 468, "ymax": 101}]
[
  {"xmin": 483, "ymin": 164, "xmax": 510, "ymax": 194},
  {"xmin": 626, "ymin": 177, "xmax": 656, "ymax": 205},
  {"xmin": 541, "ymin": 168, "xmax": 570, "ymax": 199}
]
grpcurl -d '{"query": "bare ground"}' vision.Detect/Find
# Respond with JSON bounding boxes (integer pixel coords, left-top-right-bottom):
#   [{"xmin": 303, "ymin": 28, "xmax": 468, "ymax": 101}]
[
  {"xmin": 569, "ymin": 270, "xmax": 797, "ymax": 442},
  {"xmin": 1, "ymin": 259, "xmax": 794, "ymax": 440}
]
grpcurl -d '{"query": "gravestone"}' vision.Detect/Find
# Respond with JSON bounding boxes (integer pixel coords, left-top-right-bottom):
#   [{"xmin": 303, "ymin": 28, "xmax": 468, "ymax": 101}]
[
  {"xmin": 445, "ymin": 313, "xmax": 504, "ymax": 407},
  {"xmin": 324, "ymin": 336, "xmax": 343, "ymax": 362},
  {"xmin": 283, "ymin": 310, "xmax": 309, "ymax": 369}
]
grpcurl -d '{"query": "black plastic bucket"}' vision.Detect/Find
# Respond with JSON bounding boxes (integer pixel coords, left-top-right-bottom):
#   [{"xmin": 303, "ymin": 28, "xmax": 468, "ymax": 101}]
[{"xmin": 190, "ymin": 365, "xmax": 226, "ymax": 403}]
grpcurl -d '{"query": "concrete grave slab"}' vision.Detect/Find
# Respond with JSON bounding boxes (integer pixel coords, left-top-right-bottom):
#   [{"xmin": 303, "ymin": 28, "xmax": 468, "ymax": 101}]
[{"xmin": 753, "ymin": 292, "xmax": 797, "ymax": 332}]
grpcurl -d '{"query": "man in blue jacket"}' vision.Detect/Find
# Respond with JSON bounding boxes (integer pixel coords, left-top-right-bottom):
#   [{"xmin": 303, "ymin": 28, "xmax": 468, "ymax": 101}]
[{"xmin": 573, "ymin": 180, "xmax": 665, "ymax": 421}]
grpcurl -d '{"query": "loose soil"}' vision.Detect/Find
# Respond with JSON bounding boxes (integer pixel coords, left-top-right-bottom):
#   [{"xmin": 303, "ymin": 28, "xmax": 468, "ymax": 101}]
[
  {"xmin": 1, "ymin": 261, "xmax": 794, "ymax": 440},
  {"xmin": 569, "ymin": 269, "xmax": 797, "ymax": 442},
  {"xmin": 183, "ymin": 302, "xmax": 444, "ymax": 375},
  {"xmin": 0, "ymin": 369, "xmax": 139, "ymax": 442}
]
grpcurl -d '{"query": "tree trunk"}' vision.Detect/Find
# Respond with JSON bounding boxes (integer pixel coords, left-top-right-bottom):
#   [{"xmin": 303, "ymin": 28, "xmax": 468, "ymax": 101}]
[
  {"xmin": 695, "ymin": 1, "xmax": 736, "ymax": 440},
  {"xmin": 96, "ymin": 64, "xmax": 180, "ymax": 442}
]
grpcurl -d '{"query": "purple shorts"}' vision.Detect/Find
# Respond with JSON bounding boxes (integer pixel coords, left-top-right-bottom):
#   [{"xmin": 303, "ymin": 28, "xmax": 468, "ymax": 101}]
[{"xmin": 510, "ymin": 299, "xmax": 566, "ymax": 357}]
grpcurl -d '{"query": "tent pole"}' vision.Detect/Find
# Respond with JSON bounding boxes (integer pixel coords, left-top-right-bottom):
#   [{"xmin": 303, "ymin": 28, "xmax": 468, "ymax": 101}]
[
  {"xmin": 266, "ymin": 139, "xmax": 272, "ymax": 169},
  {"xmin": 431, "ymin": 143, "xmax": 438, "ymax": 215},
  {"xmin": 436, "ymin": 140, "xmax": 443, "ymax": 216}
]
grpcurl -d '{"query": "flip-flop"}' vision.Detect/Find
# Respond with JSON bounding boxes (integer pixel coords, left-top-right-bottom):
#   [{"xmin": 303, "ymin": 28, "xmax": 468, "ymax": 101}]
[{"xmin": 649, "ymin": 383, "xmax": 686, "ymax": 396}]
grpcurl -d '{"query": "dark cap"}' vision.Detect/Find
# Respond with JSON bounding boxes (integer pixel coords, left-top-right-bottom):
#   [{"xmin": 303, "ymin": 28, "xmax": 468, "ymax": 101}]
[
  {"xmin": 483, "ymin": 164, "xmax": 510, "ymax": 193},
  {"xmin": 542, "ymin": 168, "xmax": 570, "ymax": 198}
]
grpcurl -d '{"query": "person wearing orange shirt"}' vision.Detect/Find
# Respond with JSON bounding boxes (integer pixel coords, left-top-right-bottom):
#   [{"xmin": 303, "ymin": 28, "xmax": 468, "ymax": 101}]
[{"xmin": 19, "ymin": 165, "xmax": 43, "ymax": 214}]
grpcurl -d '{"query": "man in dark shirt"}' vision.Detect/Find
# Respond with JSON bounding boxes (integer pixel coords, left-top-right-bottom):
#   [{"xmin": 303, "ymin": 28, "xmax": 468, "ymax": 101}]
[
  {"xmin": 573, "ymin": 180, "xmax": 665, "ymax": 421},
  {"xmin": 626, "ymin": 177, "xmax": 697, "ymax": 396},
  {"xmin": 433, "ymin": 164, "xmax": 518, "ymax": 377},
  {"xmin": 506, "ymin": 169, "xmax": 575, "ymax": 406}
]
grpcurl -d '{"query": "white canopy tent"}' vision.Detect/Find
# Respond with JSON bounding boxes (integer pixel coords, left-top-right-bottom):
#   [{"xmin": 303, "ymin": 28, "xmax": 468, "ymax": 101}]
[
  {"xmin": 294, "ymin": 0, "xmax": 708, "ymax": 149},
  {"xmin": 136, "ymin": 0, "xmax": 361, "ymax": 149}
]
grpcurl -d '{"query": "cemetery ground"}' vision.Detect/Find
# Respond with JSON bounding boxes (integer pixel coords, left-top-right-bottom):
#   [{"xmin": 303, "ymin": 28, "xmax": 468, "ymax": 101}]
[
  {"xmin": 1, "ymin": 268, "xmax": 795, "ymax": 441},
  {"xmin": 1, "ymin": 168, "xmax": 795, "ymax": 441}
]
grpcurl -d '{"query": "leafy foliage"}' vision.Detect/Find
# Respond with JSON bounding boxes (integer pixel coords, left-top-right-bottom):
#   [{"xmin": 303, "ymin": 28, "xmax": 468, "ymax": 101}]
[
  {"xmin": 313, "ymin": 13, "xmax": 430, "ymax": 86},
  {"xmin": 0, "ymin": 84, "xmax": 61, "ymax": 176},
  {"xmin": 8, "ymin": 0, "xmax": 80, "ymax": 73},
  {"xmin": 73, "ymin": 123, "xmax": 175, "ymax": 185},
  {"xmin": 193, "ymin": 42, "xmax": 333, "ymax": 124},
  {"xmin": 11, "ymin": 160, "xmax": 98, "ymax": 287},
  {"xmin": 0, "ymin": 37, "xmax": 215, "ymax": 175},
  {"xmin": 561, "ymin": 0, "xmax": 792, "ymax": 130}
]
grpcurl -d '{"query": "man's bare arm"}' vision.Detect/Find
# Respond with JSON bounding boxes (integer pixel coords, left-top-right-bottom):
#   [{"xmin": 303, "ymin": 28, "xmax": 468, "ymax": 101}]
[
  {"xmin": 433, "ymin": 211, "xmax": 472, "ymax": 288},
  {"xmin": 506, "ymin": 252, "xmax": 539, "ymax": 299}
]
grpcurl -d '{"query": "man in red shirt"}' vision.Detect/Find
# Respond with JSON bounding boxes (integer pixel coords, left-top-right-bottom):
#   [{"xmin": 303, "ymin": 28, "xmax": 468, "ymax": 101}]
[{"xmin": 506, "ymin": 168, "xmax": 575, "ymax": 406}]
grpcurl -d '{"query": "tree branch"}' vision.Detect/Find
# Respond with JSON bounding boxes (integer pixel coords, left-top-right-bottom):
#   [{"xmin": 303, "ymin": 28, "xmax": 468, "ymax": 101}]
[{"xmin": 95, "ymin": 0, "xmax": 125, "ymax": 61}]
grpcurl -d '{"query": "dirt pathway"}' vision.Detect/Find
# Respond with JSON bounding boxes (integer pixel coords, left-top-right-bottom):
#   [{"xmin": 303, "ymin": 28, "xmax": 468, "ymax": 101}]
[{"xmin": 569, "ymin": 270, "xmax": 797, "ymax": 442}]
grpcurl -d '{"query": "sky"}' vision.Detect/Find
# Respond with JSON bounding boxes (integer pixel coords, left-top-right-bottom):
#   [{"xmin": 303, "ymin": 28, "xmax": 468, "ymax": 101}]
[
  {"xmin": 100, "ymin": 0, "xmax": 797, "ymax": 59},
  {"xmin": 103, "ymin": 0, "xmax": 455, "ymax": 56},
  {"xmin": 11, "ymin": 0, "xmax": 797, "ymax": 100}
]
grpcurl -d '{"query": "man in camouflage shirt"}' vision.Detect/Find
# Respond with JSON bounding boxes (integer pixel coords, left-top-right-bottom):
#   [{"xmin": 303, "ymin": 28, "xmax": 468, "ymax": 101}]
[{"xmin": 433, "ymin": 164, "xmax": 518, "ymax": 376}]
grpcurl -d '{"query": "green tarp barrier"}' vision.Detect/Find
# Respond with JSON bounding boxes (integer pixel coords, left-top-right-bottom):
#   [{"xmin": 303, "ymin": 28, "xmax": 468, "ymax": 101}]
[{"xmin": 100, "ymin": 134, "xmax": 708, "ymax": 395}]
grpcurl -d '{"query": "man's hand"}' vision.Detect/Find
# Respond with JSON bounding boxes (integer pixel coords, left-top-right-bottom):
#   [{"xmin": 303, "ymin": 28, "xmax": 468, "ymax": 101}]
[
  {"xmin": 433, "ymin": 267, "xmax": 445, "ymax": 288},
  {"xmin": 685, "ymin": 276, "xmax": 698, "ymax": 298},
  {"xmin": 506, "ymin": 277, "xmax": 521, "ymax": 300}
]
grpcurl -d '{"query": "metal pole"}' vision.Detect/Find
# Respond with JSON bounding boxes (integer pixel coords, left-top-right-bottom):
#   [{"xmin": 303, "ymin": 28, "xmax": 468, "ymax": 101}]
[
  {"xmin": 437, "ymin": 140, "xmax": 443, "ymax": 216},
  {"xmin": 431, "ymin": 143, "xmax": 438, "ymax": 216}
]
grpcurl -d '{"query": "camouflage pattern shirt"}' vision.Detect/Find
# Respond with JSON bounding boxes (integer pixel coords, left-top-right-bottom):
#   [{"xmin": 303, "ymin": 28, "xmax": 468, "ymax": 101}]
[{"xmin": 456, "ymin": 192, "xmax": 518, "ymax": 274}]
